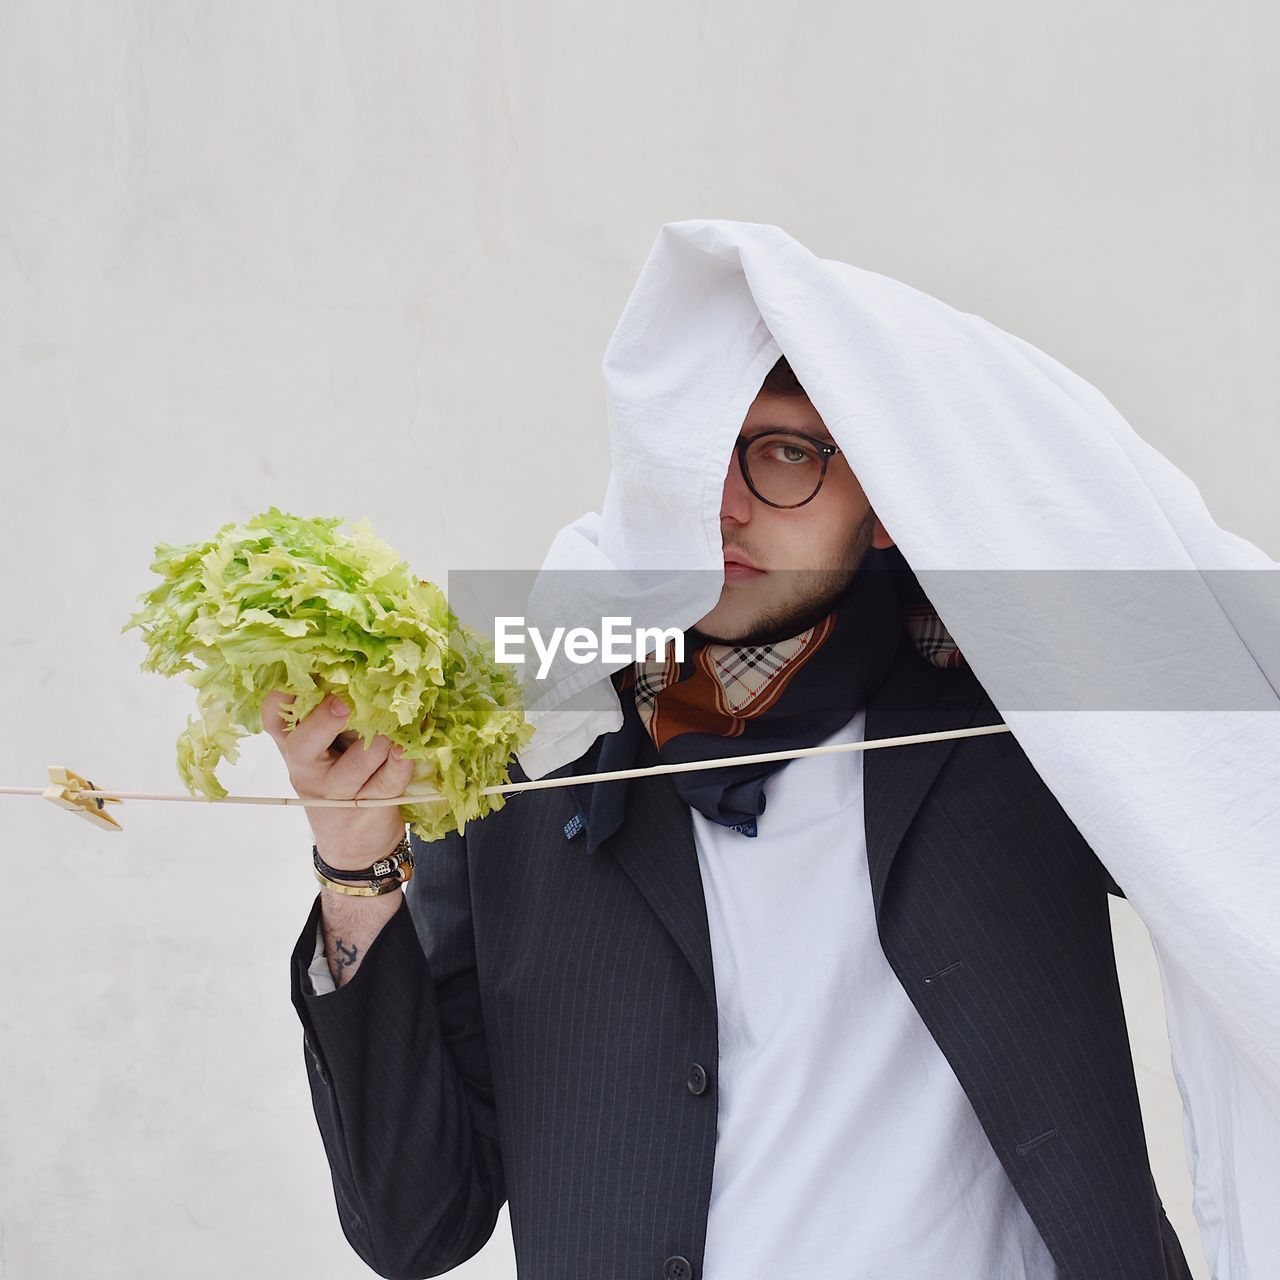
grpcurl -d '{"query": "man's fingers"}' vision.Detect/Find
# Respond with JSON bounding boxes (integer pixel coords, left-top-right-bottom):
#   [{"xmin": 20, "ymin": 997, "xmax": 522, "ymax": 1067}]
[
  {"xmin": 260, "ymin": 691, "xmax": 416, "ymax": 802},
  {"xmin": 327, "ymin": 733, "xmax": 397, "ymax": 798},
  {"xmin": 279, "ymin": 692, "xmax": 359, "ymax": 771},
  {"xmin": 356, "ymin": 746, "xmax": 417, "ymax": 801}
]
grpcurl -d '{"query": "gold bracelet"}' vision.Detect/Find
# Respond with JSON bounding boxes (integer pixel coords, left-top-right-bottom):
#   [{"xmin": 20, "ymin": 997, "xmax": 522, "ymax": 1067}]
[{"xmin": 314, "ymin": 865, "xmax": 410, "ymax": 896}]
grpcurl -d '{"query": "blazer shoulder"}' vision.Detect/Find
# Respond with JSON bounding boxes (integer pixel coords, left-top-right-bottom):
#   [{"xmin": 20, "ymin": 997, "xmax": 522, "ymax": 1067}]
[{"xmin": 964, "ymin": 690, "xmax": 1129, "ymax": 901}]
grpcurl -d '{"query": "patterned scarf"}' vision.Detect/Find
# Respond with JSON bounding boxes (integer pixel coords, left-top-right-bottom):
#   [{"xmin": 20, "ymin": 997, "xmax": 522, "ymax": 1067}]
[{"xmin": 565, "ymin": 545, "xmax": 966, "ymax": 849}]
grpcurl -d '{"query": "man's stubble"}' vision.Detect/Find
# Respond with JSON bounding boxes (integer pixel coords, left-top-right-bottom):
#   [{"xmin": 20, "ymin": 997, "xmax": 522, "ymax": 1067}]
[{"xmin": 691, "ymin": 508, "xmax": 878, "ymax": 647}]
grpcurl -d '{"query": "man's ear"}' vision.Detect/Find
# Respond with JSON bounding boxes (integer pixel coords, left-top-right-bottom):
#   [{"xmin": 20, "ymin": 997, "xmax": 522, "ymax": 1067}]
[{"xmin": 870, "ymin": 513, "xmax": 895, "ymax": 550}]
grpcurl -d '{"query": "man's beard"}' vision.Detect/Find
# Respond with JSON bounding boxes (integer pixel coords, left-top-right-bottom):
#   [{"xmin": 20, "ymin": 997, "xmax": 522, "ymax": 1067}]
[{"xmin": 692, "ymin": 510, "xmax": 877, "ymax": 646}]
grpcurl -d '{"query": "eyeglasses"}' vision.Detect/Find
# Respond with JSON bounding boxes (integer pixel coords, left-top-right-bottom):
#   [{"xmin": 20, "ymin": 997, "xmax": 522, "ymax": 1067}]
[{"xmin": 734, "ymin": 429, "xmax": 844, "ymax": 509}]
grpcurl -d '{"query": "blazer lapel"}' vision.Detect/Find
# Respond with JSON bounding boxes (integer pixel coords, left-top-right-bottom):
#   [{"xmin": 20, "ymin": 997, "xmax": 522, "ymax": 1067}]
[
  {"xmin": 592, "ymin": 728, "xmax": 718, "ymax": 1011},
  {"xmin": 588, "ymin": 637, "xmax": 993, "ymax": 1010},
  {"xmin": 862, "ymin": 639, "xmax": 991, "ymax": 923}
]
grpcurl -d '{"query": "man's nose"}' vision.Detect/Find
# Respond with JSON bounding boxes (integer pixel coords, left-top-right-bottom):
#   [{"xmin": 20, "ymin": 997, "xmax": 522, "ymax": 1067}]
[{"xmin": 720, "ymin": 447, "xmax": 754, "ymax": 521}]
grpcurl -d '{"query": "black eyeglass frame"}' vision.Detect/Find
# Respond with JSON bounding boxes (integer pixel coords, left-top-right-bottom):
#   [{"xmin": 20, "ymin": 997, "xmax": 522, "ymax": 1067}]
[{"xmin": 734, "ymin": 428, "xmax": 844, "ymax": 509}]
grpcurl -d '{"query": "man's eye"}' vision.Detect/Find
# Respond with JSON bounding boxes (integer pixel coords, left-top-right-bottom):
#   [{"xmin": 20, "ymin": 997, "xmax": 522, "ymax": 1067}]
[{"xmin": 768, "ymin": 443, "xmax": 815, "ymax": 463}]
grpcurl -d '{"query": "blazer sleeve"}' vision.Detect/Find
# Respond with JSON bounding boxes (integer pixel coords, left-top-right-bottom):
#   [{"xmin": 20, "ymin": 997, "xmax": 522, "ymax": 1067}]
[{"xmin": 289, "ymin": 827, "xmax": 506, "ymax": 1280}]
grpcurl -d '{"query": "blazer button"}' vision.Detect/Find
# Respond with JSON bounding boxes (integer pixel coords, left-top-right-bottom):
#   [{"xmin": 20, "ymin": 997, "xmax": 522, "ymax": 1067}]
[
  {"xmin": 686, "ymin": 1062, "xmax": 709, "ymax": 1095},
  {"xmin": 662, "ymin": 1255, "xmax": 694, "ymax": 1280}
]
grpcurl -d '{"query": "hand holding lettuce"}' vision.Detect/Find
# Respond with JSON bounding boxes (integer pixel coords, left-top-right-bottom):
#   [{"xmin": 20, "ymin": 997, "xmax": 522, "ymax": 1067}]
[{"xmin": 122, "ymin": 506, "xmax": 534, "ymax": 842}]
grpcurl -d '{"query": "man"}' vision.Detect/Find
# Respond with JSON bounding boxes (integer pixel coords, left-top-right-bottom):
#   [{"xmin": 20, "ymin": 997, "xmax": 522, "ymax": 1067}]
[{"xmin": 273, "ymin": 353, "xmax": 1195, "ymax": 1279}]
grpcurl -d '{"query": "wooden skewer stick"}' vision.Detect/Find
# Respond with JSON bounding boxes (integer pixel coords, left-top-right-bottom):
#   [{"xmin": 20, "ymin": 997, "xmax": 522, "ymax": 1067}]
[{"xmin": 9, "ymin": 723, "xmax": 1011, "ymax": 825}]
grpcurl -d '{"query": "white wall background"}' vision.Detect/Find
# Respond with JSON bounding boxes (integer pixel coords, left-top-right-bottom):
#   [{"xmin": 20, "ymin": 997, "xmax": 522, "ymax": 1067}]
[{"xmin": 2, "ymin": 3, "xmax": 1276, "ymax": 1277}]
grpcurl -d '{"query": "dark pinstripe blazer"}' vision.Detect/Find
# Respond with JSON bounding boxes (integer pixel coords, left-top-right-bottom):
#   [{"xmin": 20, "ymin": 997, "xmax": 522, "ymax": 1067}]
[{"xmin": 290, "ymin": 630, "xmax": 1196, "ymax": 1280}]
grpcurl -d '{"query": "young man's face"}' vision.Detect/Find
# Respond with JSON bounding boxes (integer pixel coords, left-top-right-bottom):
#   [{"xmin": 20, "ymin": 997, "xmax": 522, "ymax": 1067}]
[{"xmin": 691, "ymin": 386, "xmax": 894, "ymax": 644}]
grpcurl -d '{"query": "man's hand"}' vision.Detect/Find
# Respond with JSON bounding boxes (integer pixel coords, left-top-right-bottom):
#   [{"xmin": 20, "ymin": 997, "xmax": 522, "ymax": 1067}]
[{"xmin": 260, "ymin": 689, "xmax": 415, "ymax": 870}]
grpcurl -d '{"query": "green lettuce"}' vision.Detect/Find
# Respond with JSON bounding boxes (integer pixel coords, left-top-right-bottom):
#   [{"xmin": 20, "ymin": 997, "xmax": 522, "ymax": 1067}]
[{"xmin": 122, "ymin": 506, "xmax": 534, "ymax": 841}]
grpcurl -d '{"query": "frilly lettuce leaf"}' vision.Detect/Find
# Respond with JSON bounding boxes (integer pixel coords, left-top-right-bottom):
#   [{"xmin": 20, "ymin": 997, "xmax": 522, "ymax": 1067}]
[{"xmin": 123, "ymin": 506, "xmax": 534, "ymax": 841}]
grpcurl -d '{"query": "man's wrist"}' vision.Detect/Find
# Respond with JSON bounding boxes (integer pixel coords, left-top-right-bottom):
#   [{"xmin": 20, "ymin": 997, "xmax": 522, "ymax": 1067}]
[{"xmin": 314, "ymin": 825, "xmax": 408, "ymax": 875}]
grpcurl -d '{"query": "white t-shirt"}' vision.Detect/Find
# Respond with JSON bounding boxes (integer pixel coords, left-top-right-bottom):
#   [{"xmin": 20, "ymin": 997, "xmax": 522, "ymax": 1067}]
[
  {"xmin": 691, "ymin": 708, "xmax": 1056, "ymax": 1278},
  {"xmin": 307, "ymin": 708, "xmax": 1057, "ymax": 1277}
]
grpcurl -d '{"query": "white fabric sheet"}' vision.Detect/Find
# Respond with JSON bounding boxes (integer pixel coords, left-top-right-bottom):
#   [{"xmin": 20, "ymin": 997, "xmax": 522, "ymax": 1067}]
[{"xmin": 515, "ymin": 219, "xmax": 1280, "ymax": 1278}]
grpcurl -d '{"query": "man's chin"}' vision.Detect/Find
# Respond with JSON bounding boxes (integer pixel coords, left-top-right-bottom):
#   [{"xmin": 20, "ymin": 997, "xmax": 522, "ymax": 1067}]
[
  {"xmin": 693, "ymin": 579, "xmax": 856, "ymax": 646},
  {"xmin": 690, "ymin": 619, "xmax": 748, "ymax": 645},
  {"xmin": 692, "ymin": 605, "xmax": 821, "ymax": 647}
]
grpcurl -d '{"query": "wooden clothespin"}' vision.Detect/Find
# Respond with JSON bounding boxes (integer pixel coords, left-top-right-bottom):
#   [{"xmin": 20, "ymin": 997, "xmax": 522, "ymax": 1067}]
[{"xmin": 43, "ymin": 766, "xmax": 124, "ymax": 832}]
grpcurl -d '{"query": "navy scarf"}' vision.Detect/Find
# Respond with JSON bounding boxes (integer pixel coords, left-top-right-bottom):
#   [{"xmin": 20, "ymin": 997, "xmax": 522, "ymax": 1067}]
[{"xmin": 565, "ymin": 547, "xmax": 950, "ymax": 853}]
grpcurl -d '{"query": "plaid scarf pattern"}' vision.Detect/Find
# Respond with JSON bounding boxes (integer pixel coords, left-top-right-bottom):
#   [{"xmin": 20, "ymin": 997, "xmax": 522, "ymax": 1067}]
[
  {"xmin": 631, "ymin": 613, "xmax": 838, "ymax": 748},
  {"xmin": 566, "ymin": 546, "xmax": 966, "ymax": 847},
  {"xmin": 900, "ymin": 603, "xmax": 966, "ymax": 671}
]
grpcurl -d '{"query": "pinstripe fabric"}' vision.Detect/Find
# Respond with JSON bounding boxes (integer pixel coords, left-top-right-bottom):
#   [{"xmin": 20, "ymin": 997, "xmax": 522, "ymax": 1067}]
[{"xmin": 290, "ymin": 631, "xmax": 1195, "ymax": 1280}]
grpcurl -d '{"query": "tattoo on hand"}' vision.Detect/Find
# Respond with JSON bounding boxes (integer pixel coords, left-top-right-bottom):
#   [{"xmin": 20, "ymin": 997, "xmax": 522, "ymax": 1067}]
[{"xmin": 334, "ymin": 939, "xmax": 358, "ymax": 970}]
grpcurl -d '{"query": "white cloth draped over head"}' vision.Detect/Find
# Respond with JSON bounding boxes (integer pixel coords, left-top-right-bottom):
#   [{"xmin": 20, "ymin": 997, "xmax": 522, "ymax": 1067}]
[{"xmin": 515, "ymin": 219, "xmax": 1279, "ymax": 1278}]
